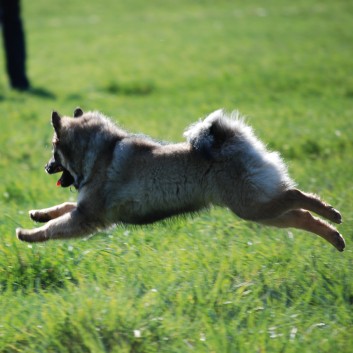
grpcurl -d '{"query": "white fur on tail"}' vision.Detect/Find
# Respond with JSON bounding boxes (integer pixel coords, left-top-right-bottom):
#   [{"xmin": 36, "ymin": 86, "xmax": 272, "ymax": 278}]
[{"xmin": 184, "ymin": 109, "xmax": 295, "ymax": 201}]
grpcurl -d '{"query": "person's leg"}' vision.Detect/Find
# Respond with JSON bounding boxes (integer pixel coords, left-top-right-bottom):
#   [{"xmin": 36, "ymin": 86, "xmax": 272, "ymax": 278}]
[{"xmin": 1, "ymin": 0, "xmax": 30, "ymax": 90}]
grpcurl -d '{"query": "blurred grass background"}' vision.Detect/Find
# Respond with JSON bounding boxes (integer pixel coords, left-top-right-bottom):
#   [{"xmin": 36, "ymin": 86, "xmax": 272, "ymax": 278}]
[{"xmin": 0, "ymin": 0, "xmax": 352, "ymax": 352}]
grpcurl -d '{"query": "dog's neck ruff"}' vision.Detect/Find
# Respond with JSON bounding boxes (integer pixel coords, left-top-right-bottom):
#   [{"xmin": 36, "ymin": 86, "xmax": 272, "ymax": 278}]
[{"xmin": 73, "ymin": 175, "xmax": 85, "ymax": 190}]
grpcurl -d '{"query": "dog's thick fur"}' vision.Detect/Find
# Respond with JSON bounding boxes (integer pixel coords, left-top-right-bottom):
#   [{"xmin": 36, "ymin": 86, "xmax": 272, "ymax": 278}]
[{"xmin": 16, "ymin": 108, "xmax": 345, "ymax": 251}]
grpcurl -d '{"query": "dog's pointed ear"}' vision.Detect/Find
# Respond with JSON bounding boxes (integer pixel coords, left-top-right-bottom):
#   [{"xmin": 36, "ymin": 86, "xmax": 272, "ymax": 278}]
[
  {"xmin": 51, "ymin": 111, "xmax": 61, "ymax": 131},
  {"xmin": 73, "ymin": 107, "xmax": 84, "ymax": 118}
]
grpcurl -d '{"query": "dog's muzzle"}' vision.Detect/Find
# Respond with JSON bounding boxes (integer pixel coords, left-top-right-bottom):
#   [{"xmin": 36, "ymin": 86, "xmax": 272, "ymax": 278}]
[
  {"xmin": 45, "ymin": 157, "xmax": 76, "ymax": 188},
  {"xmin": 45, "ymin": 158, "xmax": 63, "ymax": 174}
]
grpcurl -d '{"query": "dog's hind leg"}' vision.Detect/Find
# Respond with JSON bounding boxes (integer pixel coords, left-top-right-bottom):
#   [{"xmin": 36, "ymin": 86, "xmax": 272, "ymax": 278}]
[
  {"xmin": 29, "ymin": 202, "xmax": 77, "ymax": 223},
  {"xmin": 238, "ymin": 188, "xmax": 341, "ymax": 224},
  {"xmin": 282, "ymin": 189, "xmax": 342, "ymax": 224},
  {"xmin": 260, "ymin": 209, "xmax": 345, "ymax": 252}
]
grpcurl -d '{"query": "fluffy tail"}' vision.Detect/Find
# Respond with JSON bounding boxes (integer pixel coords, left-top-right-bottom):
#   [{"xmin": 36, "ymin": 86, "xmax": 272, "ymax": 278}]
[
  {"xmin": 184, "ymin": 109, "xmax": 296, "ymax": 193},
  {"xmin": 184, "ymin": 109, "xmax": 245, "ymax": 158}
]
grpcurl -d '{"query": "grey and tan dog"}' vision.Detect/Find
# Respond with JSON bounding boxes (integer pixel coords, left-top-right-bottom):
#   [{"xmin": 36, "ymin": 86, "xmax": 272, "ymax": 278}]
[{"xmin": 16, "ymin": 108, "xmax": 345, "ymax": 251}]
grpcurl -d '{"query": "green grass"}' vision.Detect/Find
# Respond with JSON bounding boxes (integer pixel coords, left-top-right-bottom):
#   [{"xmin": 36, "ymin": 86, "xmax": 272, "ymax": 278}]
[{"xmin": 0, "ymin": 0, "xmax": 353, "ymax": 351}]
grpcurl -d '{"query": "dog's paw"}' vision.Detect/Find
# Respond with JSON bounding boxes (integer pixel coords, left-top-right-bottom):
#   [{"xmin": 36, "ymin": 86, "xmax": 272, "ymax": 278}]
[
  {"xmin": 326, "ymin": 206, "xmax": 342, "ymax": 224},
  {"xmin": 332, "ymin": 231, "xmax": 345, "ymax": 252},
  {"xmin": 29, "ymin": 210, "xmax": 51, "ymax": 223},
  {"xmin": 16, "ymin": 227, "xmax": 28, "ymax": 242},
  {"xmin": 16, "ymin": 227, "xmax": 49, "ymax": 243}
]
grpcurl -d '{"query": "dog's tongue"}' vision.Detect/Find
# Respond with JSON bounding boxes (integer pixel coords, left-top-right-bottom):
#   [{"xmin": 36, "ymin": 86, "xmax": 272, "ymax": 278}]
[
  {"xmin": 56, "ymin": 173, "xmax": 64, "ymax": 187},
  {"xmin": 55, "ymin": 170, "xmax": 75, "ymax": 188}
]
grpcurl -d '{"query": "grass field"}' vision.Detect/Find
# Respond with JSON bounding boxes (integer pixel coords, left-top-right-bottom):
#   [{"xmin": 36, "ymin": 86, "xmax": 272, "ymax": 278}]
[{"xmin": 1, "ymin": 0, "xmax": 353, "ymax": 352}]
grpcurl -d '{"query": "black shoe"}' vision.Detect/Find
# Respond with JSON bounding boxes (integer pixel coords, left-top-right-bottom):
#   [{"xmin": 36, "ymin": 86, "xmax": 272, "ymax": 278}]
[{"xmin": 11, "ymin": 77, "xmax": 30, "ymax": 91}]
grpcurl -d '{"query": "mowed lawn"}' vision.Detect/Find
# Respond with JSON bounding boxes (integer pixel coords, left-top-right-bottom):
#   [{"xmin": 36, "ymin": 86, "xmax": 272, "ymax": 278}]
[{"xmin": 0, "ymin": 0, "xmax": 352, "ymax": 352}]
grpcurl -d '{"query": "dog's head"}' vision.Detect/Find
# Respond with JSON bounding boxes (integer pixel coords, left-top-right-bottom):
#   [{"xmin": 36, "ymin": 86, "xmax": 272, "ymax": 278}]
[
  {"xmin": 45, "ymin": 108, "xmax": 84, "ymax": 188},
  {"xmin": 46, "ymin": 108, "xmax": 126, "ymax": 190}
]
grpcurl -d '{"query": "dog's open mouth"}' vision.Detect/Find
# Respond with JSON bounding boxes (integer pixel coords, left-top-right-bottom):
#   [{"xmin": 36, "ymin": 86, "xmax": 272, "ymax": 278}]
[
  {"xmin": 45, "ymin": 161, "xmax": 75, "ymax": 188},
  {"xmin": 56, "ymin": 169, "xmax": 75, "ymax": 187}
]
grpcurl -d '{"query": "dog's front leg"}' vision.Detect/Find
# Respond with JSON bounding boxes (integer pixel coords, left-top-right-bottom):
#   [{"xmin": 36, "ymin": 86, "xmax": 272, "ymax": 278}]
[
  {"xmin": 29, "ymin": 202, "xmax": 77, "ymax": 223},
  {"xmin": 17, "ymin": 207, "xmax": 99, "ymax": 243}
]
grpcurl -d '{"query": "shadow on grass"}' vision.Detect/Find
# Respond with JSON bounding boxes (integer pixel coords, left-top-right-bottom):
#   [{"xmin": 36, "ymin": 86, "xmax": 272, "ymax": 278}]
[
  {"xmin": 1, "ymin": 86, "xmax": 56, "ymax": 101},
  {"xmin": 103, "ymin": 80, "xmax": 155, "ymax": 96},
  {"xmin": 26, "ymin": 86, "xmax": 56, "ymax": 99}
]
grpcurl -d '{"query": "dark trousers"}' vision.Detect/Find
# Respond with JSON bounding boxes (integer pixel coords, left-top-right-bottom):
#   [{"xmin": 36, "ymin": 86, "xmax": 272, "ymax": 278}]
[{"xmin": 0, "ymin": 0, "xmax": 29, "ymax": 89}]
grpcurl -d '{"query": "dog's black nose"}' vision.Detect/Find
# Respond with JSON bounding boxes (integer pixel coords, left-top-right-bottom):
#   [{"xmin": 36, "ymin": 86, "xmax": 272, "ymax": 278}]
[
  {"xmin": 45, "ymin": 158, "xmax": 63, "ymax": 174},
  {"xmin": 45, "ymin": 163, "xmax": 51, "ymax": 173},
  {"xmin": 45, "ymin": 163, "xmax": 55, "ymax": 174}
]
